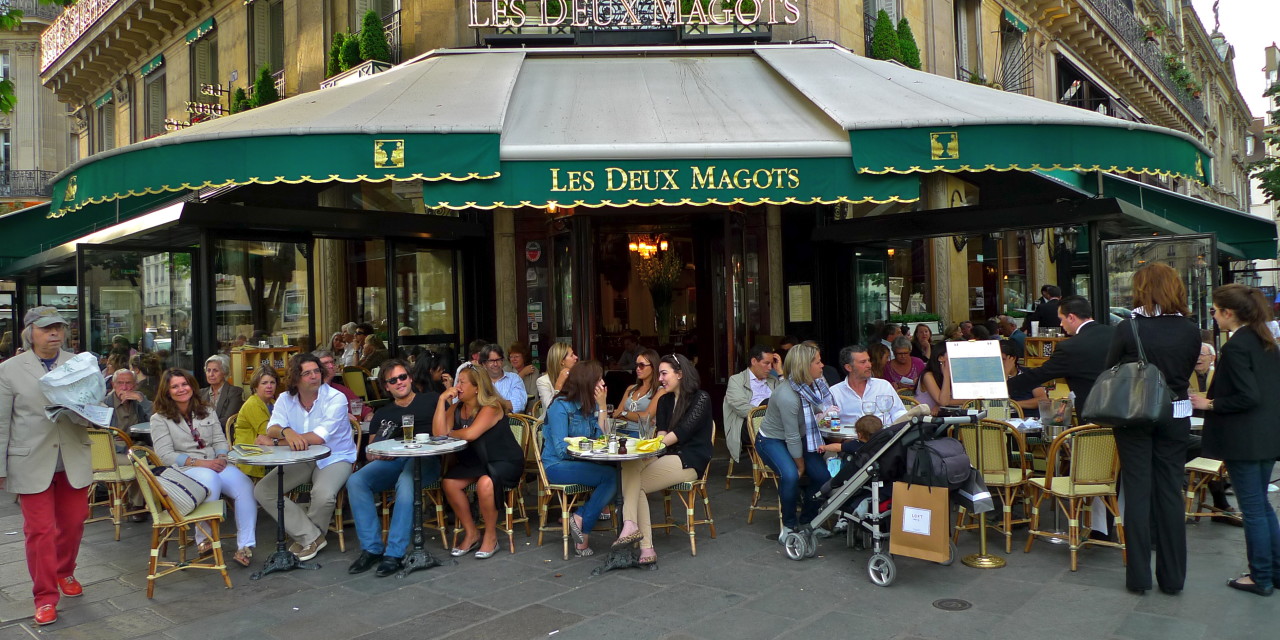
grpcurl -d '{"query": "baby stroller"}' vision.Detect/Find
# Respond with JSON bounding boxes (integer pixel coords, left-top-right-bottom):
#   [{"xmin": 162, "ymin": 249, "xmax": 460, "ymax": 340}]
[{"xmin": 781, "ymin": 410, "xmax": 985, "ymax": 586}]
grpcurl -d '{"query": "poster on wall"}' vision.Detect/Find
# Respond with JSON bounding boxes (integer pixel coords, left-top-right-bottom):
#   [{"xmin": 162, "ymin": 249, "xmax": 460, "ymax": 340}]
[{"xmin": 787, "ymin": 284, "xmax": 812, "ymax": 323}]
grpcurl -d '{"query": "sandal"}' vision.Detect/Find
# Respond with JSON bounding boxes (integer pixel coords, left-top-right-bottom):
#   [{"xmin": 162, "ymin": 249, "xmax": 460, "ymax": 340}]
[
  {"xmin": 568, "ymin": 513, "xmax": 585, "ymax": 547},
  {"xmin": 638, "ymin": 549, "xmax": 657, "ymax": 565},
  {"xmin": 196, "ymin": 540, "xmax": 213, "ymax": 556},
  {"xmin": 611, "ymin": 520, "xmax": 643, "ymax": 550},
  {"xmin": 234, "ymin": 547, "xmax": 254, "ymax": 568}
]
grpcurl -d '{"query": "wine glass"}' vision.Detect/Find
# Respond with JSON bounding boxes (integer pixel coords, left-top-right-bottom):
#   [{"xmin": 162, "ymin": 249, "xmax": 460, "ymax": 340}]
[
  {"xmin": 861, "ymin": 401, "xmax": 877, "ymax": 417},
  {"xmin": 876, "ymin": 395, "xmax": 894, "ymax": 422}
]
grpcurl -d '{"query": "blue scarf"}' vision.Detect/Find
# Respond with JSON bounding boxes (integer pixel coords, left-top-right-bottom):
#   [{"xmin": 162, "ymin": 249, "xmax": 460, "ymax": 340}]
[{"xmin": 789, "ymin": 377, "xmax": 833, "ymax": 453}]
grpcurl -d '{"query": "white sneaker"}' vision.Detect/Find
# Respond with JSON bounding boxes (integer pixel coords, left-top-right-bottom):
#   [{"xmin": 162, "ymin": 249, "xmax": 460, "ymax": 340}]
[
  {"xmin": 778, "ymin": 525, "xmax": 793, "ymax": 544},
  {"xmin": 832, "ymin": 519, "xmax": 848, "ymax": 534},
  {"xmin": 813, "ymin": 527, "xmax": 833, "ymax": 539}
]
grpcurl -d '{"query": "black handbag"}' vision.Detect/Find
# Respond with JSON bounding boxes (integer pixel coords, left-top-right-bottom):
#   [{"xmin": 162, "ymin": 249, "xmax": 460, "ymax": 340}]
[{"xmin": 1080, "ymin": 317, "xmax": 1173, "ymax": 427}]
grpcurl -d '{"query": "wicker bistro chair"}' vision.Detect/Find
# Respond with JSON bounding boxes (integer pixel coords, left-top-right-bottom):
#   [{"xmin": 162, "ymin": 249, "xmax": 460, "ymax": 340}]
[
  {"xmin": 652, "ymin": 422, "xmax": 718, "ymax": 556},
  {"xmin": 510, "ymin": 412, "xmax": 541, "ymax": 483},
  {"xmin": 951, "ymin": 419, "xmax": 1032, "ymax": 553},
  {"xmin": 343, "ymin": 366, "xmax": 375, "ymax": 401},
  {"xmin": 1184, "ymin": 457, "xmax": 1239, "ymax": 522},
  {"xmin": 725, "ymin": 406, "xmax": 761, "ymax": 490},
  {"xmin": 450, "ymin": 417, "xmax": 532, "ymax": 554},
  {"xmin": 531, "ymin": 424, "xmax": 600, "ymax": 559},
  {"xmin": 898, "ymin": 393, "xmax": 921, "ymax": 410},
  {"xmin": 127, "ymin": 447, "xmax": 231, "ymax": 598},
  {"xmin": 1024, "ymin": 424, "xmax": 1126, "ymax": 571},
  {"xmin": 962, "ymin": 399, "xmax": 1025, "ymax": 421},
  {"xmin": 86, "ymin": 427, "xmax": 148, "ymax": 541},
  {"xmin": 744, "ymin": 406, "xmax": 781, "ymax": 525}
]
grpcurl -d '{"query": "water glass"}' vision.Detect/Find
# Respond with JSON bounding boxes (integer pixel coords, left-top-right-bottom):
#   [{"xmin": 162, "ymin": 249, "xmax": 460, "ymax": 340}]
[
  {"xmin": 638, "ymin": 414, "xmax": 654, "ymax": 439},
  {"xmin": 350, "ymin": 399, "xmax": 364, "ymax": 417},
  {"xmin": 401, "ymin": 414, "xmax": 415, "ymax": 442},
  {"xmin": 861, "ymin": 401, "xmax": 877, "ymax": 416},
  {"xmin": 876, "ymin": 395, "xmax": 893, "ymax": 421}
]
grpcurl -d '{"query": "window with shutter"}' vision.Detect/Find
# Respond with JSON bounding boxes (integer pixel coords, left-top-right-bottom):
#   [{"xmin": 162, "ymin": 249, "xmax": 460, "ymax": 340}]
[
  {"xmin": 251, "ymin": 0, "xmax": 271, "ymax": 74},
  {"xmin": 0, "ymin": 129, "xmax": 10, "ymax": 173},
  {"xmin": 100, "ymin": 103, "xmax": 116, "ymax": 152},
  {"xmin": 190, "ymin": 34, "xmax": 219, "ymax": 104},
  {"xmin": 351, "ymin": 0, "xmax": 372, "ymax": 30},
  {"xmin": 146, "ymin": 71, "xmax": 166, "ymax": 138},
  {"xmin": 880, "ymin": 0, "xmax": 898, "ymax": 23},
  {"xmin": 269, "ymin": 0, "xmax": 284, "ymax": 74}
]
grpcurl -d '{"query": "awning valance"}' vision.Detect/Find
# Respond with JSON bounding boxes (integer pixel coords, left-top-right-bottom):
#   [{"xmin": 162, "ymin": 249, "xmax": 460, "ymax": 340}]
[
  {"xmin": 1003, "ymin": 9, "xmax": 1029, "ymax": 33},
  {"xmin": 186, "ymin": 17, "xmax": 216, "ymax": 44},
  {"xmin": 139, "ymin": 55, "xmax": 164, "ymax": 77},
  {"xmin": 93, "ymin": 91, "xmax": 112, "ymax": 109}
]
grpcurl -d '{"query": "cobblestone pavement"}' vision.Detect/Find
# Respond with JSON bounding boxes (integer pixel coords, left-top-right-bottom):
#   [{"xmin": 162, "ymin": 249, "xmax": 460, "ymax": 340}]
[{"xmin": 0, "ymin": 448, "xmax": 1274, "ymax": 640}]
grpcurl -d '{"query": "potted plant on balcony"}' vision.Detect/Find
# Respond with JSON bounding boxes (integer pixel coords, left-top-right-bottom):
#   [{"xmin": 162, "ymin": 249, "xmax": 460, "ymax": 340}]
[{"xmin": 1144, "ymin": 22, "xmax": 1165, "ymax": 42}]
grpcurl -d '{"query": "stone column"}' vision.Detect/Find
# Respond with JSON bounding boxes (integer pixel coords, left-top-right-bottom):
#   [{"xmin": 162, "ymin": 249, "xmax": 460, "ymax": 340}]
[{"xmin": 313, "ymin": 187, "xmax": 347, "ymax": 341}]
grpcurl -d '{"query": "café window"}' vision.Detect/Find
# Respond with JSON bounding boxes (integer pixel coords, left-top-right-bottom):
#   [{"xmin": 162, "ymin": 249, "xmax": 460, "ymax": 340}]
[
  {"xmin": 212, "ymin": 238, "xmax": 312, "ymax": 353},
  {"xmin": 0, "ymin": 51, "xmax": 9, "ymax": 82},
  {"xmin": 249, "ymin": 0, "xmax": 285, "ymax": 76},
  {"xmin": 190, "ymin": 31, "xmax": 219, "ymax": 104},
  {"xmin": 94, "ymin": 95, "xmax": 116, "ymax": 153},
  {"xmin": 0, "ymin": 129, "xmax": 9, "ymax": 173},
  {"xmin": 887, "ymin": 240, "xmax": 931, "ymax": 316},
  {"xmin": 144, "ymin": 69, "xmax": 166, "ymax": 139}
]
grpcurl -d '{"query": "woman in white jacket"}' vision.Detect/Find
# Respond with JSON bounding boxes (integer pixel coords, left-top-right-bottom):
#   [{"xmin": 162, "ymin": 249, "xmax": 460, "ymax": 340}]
[{"xmin": 150, "ymin": 369, "xmax": 256, "ymax": 567}]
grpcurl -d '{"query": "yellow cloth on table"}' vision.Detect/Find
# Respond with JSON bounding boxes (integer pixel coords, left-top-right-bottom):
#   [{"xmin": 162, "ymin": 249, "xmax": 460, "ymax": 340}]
[
  {"xmin": 564, "ymin": 437, "xmax": 607, "ymax": 451},
  {"xmin": 633, "ymin": 438, "xmax": 664, "ymax": 453}
]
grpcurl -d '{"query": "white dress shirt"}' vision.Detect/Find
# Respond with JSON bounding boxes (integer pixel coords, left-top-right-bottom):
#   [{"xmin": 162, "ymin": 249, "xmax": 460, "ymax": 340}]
[
  {"xmin": 268, "ymin": 383, "xmax": 357, "ymax": 468},
  {"xmin": 830, "ymin": 377, "xmax": 907, "ymax": 426}
]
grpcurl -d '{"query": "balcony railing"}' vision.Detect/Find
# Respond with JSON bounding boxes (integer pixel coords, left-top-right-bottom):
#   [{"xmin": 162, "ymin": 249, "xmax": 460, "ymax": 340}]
[
  {"xmin": 863, "ymin": 12, "xmax": 875, "ymax": 57},
  {"xmin": 383, "ymin": 10, "xmax": 401, "ymax": 65},
  {"xmin": 247, "ymin": 69, "xmax": 286, "ymax": 101},
  {"xmin": 0, "ymin": 170, "xmax": 57, "ymax": 198},
  {"xmin": 1060, "ymin": 95, "xmax": 1146, "ymax": 123},
  {"xmin": 39, "ymin": 0, "xmax": 118, "ymax": 72},
  {"xmin": 1079, "ymin": 0, "xmax": 1205, "ymax": 126},
  {"xmin": 0, "ymin": 0, "xmax": 65, "ymax": 21}
]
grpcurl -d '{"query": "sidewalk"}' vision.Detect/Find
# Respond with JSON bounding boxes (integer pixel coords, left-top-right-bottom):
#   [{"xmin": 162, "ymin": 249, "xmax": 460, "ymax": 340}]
[{"xmin": 0, "ymin": 453, "xmax": 1273, "ymax": 640}]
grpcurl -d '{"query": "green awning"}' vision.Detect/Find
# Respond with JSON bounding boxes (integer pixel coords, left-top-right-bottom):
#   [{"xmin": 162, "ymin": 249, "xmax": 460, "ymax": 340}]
[
  {"xmin": 422, "ymin": 158, "xmax": 920, "ymax": 210},
  {"xmin": 850, "ymin": 124, "xmax": 1210, "ymax": 184},
  {"xmin": 1003, "ymin": 9, "xmax": 1029, "ymax": 33},
  {"xmin": 93, "ymin": 91, "xmax": 112, "ymax": 109},
  {"xmin": 186, "ymin": 17, "xmax": 215, "ymax": 44},
  {"xmin": 139, "ymin": 55, "xmax": 164, "ymax": 77},
  {"xmin": 49, "ymin": 132, "xmax": 498, "ymax": 218}
]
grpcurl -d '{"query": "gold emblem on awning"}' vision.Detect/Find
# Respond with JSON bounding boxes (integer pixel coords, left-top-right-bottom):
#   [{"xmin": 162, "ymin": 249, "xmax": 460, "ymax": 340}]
[
  {"xmin": 1195, "ymin": 155, "xmax": 1204, "ymax": 178},
  {"xmin": 374, "ymin": 139, "xmax": 405, "ymax": 169},
  {"xmin": 930, "ymin": 132, "xmax": 959, "ymax": 160},
  {"xmin": 64, "ymin": 175, "xmax": 78, "ymax": 202}
]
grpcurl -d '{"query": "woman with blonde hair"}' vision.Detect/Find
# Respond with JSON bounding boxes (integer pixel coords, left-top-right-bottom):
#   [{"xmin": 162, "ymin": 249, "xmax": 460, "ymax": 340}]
[
  {"xmin": 535, "ymin": 342, "xmax": 579, "ymax": 413},
  {"xmin": 1104, "ymin": 262, "xmax": 1200, "ymax": 595},
  {"xmin": 434, "ymin": 364, "xmax": 524, "ymax": 558},
  {"xmin": 232, "ymin": 363, "xmax": 280, "ymax": 478}
]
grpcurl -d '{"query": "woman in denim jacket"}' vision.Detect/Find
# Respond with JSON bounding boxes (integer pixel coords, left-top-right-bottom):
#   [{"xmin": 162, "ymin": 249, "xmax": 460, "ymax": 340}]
[{"xmin": 542, "ymin": 360, "xmax": 617, "ymax": 556}]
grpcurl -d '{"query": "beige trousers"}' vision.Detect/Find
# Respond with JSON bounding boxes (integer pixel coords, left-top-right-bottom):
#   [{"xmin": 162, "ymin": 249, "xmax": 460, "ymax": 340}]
[
  {"xmin": 253, "ymin": 461, "xmax": 352, "ymax": 546},
  {"xmin": 620, "ymin": 455, "xmax": 697, "ymax": 550}
]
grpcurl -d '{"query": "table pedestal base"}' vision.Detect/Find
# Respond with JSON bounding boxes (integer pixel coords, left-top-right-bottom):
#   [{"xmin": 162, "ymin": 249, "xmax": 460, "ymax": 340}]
[
  {"xmin": 251, "ymin": 550, "xmax": 319, "ymax": 580},
  {"xmin": 397, "ymin": 549, "xmax": 451, "ymax": 578}
]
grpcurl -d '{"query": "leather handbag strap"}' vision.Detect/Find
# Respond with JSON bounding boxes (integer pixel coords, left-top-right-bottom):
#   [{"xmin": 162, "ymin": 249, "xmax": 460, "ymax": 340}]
[{"xmin": 1129, "ymin": 315, "xmax": 1148, "ymax": 365}]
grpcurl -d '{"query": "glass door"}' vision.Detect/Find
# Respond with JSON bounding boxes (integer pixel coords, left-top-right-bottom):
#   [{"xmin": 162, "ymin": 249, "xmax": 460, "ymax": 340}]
[
  {"xmin": 1101, "ymin": 234, "xmax": 1217, "ymax": 330},
  {"xmin": 79, "ymin": 246, "xmax": 196, "ymax": 373},
  {"xmin": 855, "ymin": 257, "xmax": 888, "ymax": 344},
  {"xmin": 388, "ymin": 240, "xmax": 462, "ymax": 365}
]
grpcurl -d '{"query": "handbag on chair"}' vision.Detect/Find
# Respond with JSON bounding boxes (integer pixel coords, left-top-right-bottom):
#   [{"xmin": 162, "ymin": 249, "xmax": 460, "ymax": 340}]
[{"xmin": 1080, "ymin": 317, "xmax": 1173, "ymax": 428}]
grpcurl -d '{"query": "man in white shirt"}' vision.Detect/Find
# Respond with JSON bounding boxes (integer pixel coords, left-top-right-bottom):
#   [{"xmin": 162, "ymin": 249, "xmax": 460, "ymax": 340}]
[
  {"xmin": 831, "ymin": 345, "xmax": 906, "ymax": 427},
  {"xmin": 722, "ymin": 345, "xmax": 782, "ymax": 463},
  {"xmin": 252, "ymin": 353, "xmax": 358, "ymax": 562},
  {"xmin": 879, "ymin": 324, "xmax": 902, "ymax": 350},
  {"xmin": 479, "ymin": 344, "xmax": 527, "ymax": 414}
]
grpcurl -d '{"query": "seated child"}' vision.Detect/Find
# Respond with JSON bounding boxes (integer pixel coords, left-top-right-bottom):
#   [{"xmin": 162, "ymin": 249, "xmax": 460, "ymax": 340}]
[{"xmin": 821, "ymin": 415, "xmax": 884, "ymax": 455}]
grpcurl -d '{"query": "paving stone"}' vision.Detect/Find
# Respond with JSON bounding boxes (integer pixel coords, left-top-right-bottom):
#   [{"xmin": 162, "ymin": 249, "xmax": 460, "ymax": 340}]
[
  {"xmin": 41, "ymin": 609, "xmax": 171, "ymax": 639},
  {"xmin": 354, "ymin": 601, "xmax": 498, "ymax": 640},
  {"xmin": 628, "ymin": 583, "xmax": 745, "ymax": 629},
  {"xmin": 0, "ymin": 623, "xmax": 36, "ymax": 640},
  {"xmin": 438, "ymin": 603, "xmax": 581, "ymax": 640},
  {"xmin": 162, "ymin": 605, "xmax": 287, "ymax": 640},
  {"xmin": 1113, "ymin": 611, "xmax": 1208, "ymax": 640},
  {"xmin": 683, "ymin": 606, "xmax": 795, "ymax": 640},
  {"xmin": 542, "ymin": 575, "xmax": 662, "ymax": 616},
  {"xmin": 552, "ymin": 613, "xmax": 671, "ymax": 640}
]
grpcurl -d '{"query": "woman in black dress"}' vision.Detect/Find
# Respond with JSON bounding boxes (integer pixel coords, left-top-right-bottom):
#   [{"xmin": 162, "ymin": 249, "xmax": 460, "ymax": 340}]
[
  {"xmin": 1105, "ymin": 263, "xmax": 1201, "ymax": 595},
  {"xmin": 1191, "ymin": 284, "xmax": 1280, "ymax": 596},
  {"xmin": 434, "ymin": 363, "xmax": 524, "ymax": 559}
]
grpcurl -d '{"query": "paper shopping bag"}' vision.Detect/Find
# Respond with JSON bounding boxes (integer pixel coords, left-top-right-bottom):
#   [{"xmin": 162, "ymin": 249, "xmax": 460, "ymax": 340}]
[{"xmin": 889, "ymin": 481, "xmax": 951, "ymax": 563}]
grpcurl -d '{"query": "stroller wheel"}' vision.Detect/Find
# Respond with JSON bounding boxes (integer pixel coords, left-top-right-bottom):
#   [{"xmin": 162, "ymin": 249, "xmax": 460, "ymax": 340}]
[
  {"xmin": 845, "ymin": 523, "xmax": 856, "ymax": 549},
  {"xmin": 868, "ymin": 553, "xmax": 896, "ymax": 587},
  {"xmin": 804, "ymin": 531, "xmax": 819, "ymax": 558},
  {"xmin": 782, "ymin": 532, "xmax": 807, "ymax": 561},
  {"xmin": 940, "ymin": 541, "xmax": 957, "ymax": 567}
]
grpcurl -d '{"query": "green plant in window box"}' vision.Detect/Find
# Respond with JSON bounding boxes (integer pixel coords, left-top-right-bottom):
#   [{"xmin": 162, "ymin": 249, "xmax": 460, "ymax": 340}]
[{"xmin": 638, "ymin": 251, "xmax": 684, "ymax": 344}]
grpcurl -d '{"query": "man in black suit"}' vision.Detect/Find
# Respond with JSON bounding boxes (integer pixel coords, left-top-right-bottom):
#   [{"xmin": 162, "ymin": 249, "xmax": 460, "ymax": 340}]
[
  {"xmin": 1026, "ymin": 285, "xmax": 1063, "ymax": 332},
  {"xmin": 1007, "ymin": 295, "xmax": 1113, "ymax": 408}
]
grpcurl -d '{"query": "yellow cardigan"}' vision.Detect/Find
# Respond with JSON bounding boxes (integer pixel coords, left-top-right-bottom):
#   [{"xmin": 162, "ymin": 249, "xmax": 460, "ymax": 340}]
[{"xmin": 233, "ymin": 394, "xmax": 273, "ymax": 478}]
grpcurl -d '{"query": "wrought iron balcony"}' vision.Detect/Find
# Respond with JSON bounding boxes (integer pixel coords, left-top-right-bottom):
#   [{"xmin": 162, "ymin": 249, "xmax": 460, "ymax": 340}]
[
  {"xmin": 0, "ymin": 170, "xmax": 57, "ymax": 198},
  {"xmin": 383, "ymin": 10, "xmax": 401, "ymax": 65},
  {"xmin": 39, "ymin": 0, "xmax": 118, "ymax": 71},
  {"xmin": 1079, "ymin": 0, "xmax": 1205, "ymax": 127},
  {"xmin": 0, "ymin": 0, "xmax": 65, "ymax": 21},
  {"xmin": 247, "ymin": 69, "xmax": 286, "ymax": 101},
  {"xmin": 1059, "ymin": 95, "xmax": 1146, "ymax": 123}
]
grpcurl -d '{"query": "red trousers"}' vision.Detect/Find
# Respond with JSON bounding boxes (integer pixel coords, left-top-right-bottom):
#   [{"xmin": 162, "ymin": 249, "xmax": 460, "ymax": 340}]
[{"xmin": 18, "ymin": 472, "xmax": 88, "ymax": 608}]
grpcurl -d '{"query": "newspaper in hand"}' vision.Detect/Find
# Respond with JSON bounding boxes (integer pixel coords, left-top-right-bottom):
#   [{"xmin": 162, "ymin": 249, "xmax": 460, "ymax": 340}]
[{"xmin": 44, "ymin": 403, "xmax": 114, "ymax": 427}]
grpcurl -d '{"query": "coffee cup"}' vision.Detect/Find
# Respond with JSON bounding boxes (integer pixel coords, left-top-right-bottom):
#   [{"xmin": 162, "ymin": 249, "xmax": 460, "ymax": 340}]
[{"xmin": 414, "ymin": 433, "xmax": 431, "ymax": 444}]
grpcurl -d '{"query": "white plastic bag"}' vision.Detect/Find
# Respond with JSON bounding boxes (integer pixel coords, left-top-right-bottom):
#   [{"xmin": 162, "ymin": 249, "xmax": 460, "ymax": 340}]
[{"xmin": 39, "ymin": 352, "xmax": 106, "ymax": 406}]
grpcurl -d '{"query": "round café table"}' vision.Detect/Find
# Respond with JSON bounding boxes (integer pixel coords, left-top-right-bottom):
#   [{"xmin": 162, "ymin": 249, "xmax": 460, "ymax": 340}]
[
  {"xmin": 568, "ymin": 440, "xmax": 664, "ymax": 575},
  {"xmin": 129, "ymin": 422, "xmax": 150, "ymax": 437},
  {"xmin": 366, "ymin": 437, "xmax": 467, "ymax": 578},
  {"xmin": 227, "ymin": 444, "xmax": 331, "ymax": 580},
  {"xmin": 819, "ymin": 424, "xmax": 861, "ymax": 441}
]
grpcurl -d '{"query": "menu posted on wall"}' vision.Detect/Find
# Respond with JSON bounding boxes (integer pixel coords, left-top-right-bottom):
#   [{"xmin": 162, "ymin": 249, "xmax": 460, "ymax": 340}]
[{"xmin": 787, "ymin": 284, "xmax": 811, "ymax": 323}]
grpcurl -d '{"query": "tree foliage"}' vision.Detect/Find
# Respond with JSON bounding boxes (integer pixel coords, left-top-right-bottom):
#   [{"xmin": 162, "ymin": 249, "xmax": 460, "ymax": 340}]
[
  {"xmin": 340, "ymin": 35, "xmax": 362, "ymax": 71},
  {"xmin": 328, "ymin": 32, "xmax": 346, "ymax": 77},
  {"xmin": 251, "ymin": 65, "xmax": 279, "ymax": 108},
  {"xmin": 870, "ymin": 10, "xmax": 901, "ymax": 63},
  {"xmin": 896, "ymin": 18, "xmax": 921, "ymax": 70},
  {"xmin": 230, "ymin": 87, "xmax": 251, "ymax": 114},
  {"xmin": 358, "ymin": 10, "xmax": 391, "ymax": 64}
]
